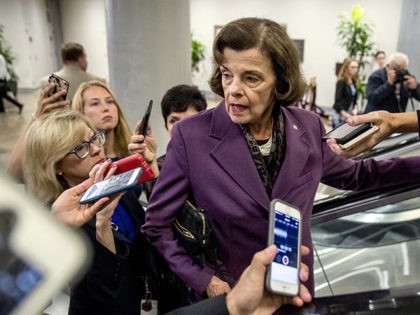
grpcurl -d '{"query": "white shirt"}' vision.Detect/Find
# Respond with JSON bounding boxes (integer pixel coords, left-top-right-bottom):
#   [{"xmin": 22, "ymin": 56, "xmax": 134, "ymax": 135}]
[{"xmin": 0, "ymin": 53, "xmax": 10, "ymax": 81}]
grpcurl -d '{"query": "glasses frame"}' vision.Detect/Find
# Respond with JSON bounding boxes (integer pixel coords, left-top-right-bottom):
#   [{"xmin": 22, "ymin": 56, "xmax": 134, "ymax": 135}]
[{"xmin": 67, "ymin": 130, "xmax": 105, "ymax": 159}]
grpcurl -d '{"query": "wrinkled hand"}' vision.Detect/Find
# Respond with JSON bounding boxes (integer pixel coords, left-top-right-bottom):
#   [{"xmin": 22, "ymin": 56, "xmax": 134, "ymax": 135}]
[
  {"xmin": 51, "ymin": 178, "xmax": 112, "ymax": 227},
  {"xmin": 226, "ymin": 245, "xmax": 312, "ymax": 315},
  {"xmin": 206, "ymin": 275, "xmax": 231, "ymax": 298},
  {"xmin": 34, "ymin": 83, "xmax": 70, "ymax": 119}
]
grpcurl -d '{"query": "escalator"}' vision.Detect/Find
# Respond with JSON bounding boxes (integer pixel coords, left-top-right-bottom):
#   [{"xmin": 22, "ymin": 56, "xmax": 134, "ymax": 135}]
[{"xmin": 274, "ymin": 134, "xmax": 420, "ymax": 314}]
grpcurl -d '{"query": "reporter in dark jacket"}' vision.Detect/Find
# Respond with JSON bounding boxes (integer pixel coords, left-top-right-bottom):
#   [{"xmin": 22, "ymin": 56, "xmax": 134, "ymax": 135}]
[
  {"xmin": 364, "ymin": 52, "xmax": 420, "ymax": 113},
  {"xmin": 332, "ymin": 58, "xmax": 359, "ymax": 127}
]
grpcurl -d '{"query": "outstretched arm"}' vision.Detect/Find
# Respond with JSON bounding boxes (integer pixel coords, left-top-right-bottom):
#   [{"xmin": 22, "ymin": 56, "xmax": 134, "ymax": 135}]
[
  {"xmin": 7, "ymin": 83, "xmax": 69, "ymax": 182},
  {"xmin": 327, "ymin": 110, "xmax": 419, "ymax": 158}
]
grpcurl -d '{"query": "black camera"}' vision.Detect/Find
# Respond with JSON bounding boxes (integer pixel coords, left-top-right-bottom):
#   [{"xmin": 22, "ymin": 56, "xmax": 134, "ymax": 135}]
[{"xmin": 395, "ymin": 68, "xmax": 410, "ymax": 84}]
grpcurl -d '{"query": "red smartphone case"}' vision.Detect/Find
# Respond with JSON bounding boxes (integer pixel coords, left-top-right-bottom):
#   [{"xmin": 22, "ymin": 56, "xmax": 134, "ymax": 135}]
[{"xmin": 103, "ymin": 154, "xmax": 155, "ymax": 183}]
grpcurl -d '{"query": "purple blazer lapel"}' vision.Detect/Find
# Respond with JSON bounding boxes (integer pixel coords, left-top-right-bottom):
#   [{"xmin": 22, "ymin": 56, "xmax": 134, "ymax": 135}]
[
  {"xmin": 209, "ymin": 103, "xmax": 270, "ymax": 209},
  {"xmin": 273, "ymin": 107, "xmax": 311, "ymax": 199}
]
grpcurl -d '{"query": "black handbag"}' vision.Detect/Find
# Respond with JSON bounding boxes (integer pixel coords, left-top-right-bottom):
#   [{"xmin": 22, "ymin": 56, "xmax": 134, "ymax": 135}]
[{"xmin": 173, "ymin": 200, "xmax": 218, "ymax": 268}]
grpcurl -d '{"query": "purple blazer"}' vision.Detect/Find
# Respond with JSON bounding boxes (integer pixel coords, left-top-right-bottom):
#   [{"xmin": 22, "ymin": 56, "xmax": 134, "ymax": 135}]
[{"xmin": 142, "ymin": 102, "xmax": 420, "ymax": 296}]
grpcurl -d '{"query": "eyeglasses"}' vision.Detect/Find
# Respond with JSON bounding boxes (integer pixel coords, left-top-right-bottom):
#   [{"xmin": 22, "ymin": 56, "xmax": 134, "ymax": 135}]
[{"xmin": 67, "ymin": 131, "xmax": 105, "ymax": 159}]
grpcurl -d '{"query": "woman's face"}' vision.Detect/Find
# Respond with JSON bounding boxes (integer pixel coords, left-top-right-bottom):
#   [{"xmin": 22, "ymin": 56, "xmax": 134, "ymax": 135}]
[
  {"xmin": 56, "ymin": 126, "xmax": 105, "ymax": 187},
  {"xmin": 220, "ymin": 47, "xmax": 276, "ymax": 126},
  {"xmin": 82, "ymin": 86, "xmax": 119, "ymax": 132},
  {"xmin": 165, "ymin": 106, "xmax": 199, "ymax": 137},
  {"xmin": 348, "ymin": 61, "xmax": 359, "ymax": 77},
  {"xmin": 376, "ymin": 53, "xmax": 386, "ymax": 68}
]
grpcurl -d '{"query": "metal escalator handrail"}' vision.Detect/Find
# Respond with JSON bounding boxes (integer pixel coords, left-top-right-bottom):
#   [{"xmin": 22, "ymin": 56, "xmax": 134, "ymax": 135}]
[{"xmin": 311, "ymin": 182, "xmax": 420, "ymax": 225}]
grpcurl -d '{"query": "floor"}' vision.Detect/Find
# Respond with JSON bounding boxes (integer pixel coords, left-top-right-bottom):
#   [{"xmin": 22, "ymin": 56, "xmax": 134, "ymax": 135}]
[{"xmin": 0, "ymin": 89, "xmax": 38, "ymax": 173}]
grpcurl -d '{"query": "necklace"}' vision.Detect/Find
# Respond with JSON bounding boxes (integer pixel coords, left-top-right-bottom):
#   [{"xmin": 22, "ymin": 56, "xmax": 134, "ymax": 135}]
[{"xmin": 258, "ymin": 136, "xmax": 272, "ymax": 156}]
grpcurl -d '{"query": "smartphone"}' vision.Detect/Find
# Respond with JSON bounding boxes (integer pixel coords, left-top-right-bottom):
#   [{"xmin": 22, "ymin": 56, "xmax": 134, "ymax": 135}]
[
  {"xmin": 48, "ymin": 74, "xmax": 69, "ymax": 101},
  {"xmin": 80, "ymin": 167, "xmax": 143, "ymax": 204},
  {"xmin": 322, "ymin": 122, "xmax": 379, "ymax": 150},
  {"xmin": 0, "ymin": 176, "xmax": 90, "ymax": 315},
  {"xmin": 266, "ymin": 199, "xmax": 301, "ymax": 296},
  {"xmin": 102, "ymin": 153, "xmax": 155, "ymax": 183},
  {"xmin": 138, "ymin": 100, "xmax": 153, "ymax": 136}
]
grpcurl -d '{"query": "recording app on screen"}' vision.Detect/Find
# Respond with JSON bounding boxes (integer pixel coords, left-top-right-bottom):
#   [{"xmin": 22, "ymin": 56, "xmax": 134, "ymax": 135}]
[
  {"xmin": 272, "ymin": 211, "xmax": 299, "ymax": 285},
  {"xmin": 0, "ymin": 210, "xmax": 43, "ymax": 314}
]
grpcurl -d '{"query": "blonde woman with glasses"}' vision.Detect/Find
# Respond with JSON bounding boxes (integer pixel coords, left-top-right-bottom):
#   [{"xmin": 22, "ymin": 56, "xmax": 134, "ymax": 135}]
[{"xmin": 22, "ymin": 110, "xmax": 164, "ymax": 315}]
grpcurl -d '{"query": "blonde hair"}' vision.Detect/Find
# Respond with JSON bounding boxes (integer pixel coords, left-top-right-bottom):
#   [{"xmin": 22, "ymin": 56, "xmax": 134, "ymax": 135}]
[
  {"xmin": 22, "ymin": 110, "xmax": 95, "ymax": 204},
  {"xmin": 72, "ymin": 80, "xmax": 132, "ymax": 158}
]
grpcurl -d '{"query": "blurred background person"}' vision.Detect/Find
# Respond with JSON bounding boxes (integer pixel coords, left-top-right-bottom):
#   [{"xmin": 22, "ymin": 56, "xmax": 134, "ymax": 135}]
[
  {"xmin": 0, "ymin": 51, "xmax": 24, "ymax": 113},
  {"xmin": 332, "ymin": 58, "xmax": 359, "ymax": 127},
  {"xmin": 40, "ymin": 42, "xmax": 106, "ymax": 101},
  {"xmin": 374, "ymin": 50, "xmax": 386, "ymax": 69},
  {"xmin": 364, "ymin": 52, "xmax": 420, "ymax": 113}
]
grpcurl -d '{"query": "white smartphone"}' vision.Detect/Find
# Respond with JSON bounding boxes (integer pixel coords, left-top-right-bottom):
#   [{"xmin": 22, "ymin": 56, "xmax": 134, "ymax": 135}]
[
  {"xmin": 266, "ymin": 199, "xmax": 302, "ymax": 296},
  {"xmin": 80, "ymin": 167, "xmax": 143, "ymax": 204},
  {"xmin": 0, "ymin": 175, "xmax": 90, "ymax": 315}
]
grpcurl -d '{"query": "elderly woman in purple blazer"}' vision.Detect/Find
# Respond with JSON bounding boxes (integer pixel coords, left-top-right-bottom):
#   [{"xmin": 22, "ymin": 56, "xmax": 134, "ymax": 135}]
[{"xmin": 142, "ymin": 17, "xmax": 420, "ymax": 302}]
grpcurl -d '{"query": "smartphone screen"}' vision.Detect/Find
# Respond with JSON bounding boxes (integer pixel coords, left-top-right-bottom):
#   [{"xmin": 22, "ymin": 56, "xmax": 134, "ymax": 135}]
[
  {"xmin": 138, "ymin": 100, "xmax": 153, "ymax": 136},
  {"xmin": 0, "ymin": 210, "xmax": 43, "ymax": 314},
  {"xmin": 266, "ymin": 199, "xmax": 301, "ymax": 296},
  {"xmin": 80, "ymin": 167, "xmax": 143, "ymax": 204}
]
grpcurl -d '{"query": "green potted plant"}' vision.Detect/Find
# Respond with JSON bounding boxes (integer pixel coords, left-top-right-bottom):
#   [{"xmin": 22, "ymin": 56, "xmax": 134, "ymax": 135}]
[
  {"xmin": 336, "ymin": 4, "xmax": 375, "ymax": 102},
  {"xmin": 191, "ymin": 34, "xmax": 205, "ymax": 73},
  {"xmin": 337, "ymin": 4, "xmax": 375, "ymax": 71},
  {"xmin": 0, "ymin": 24, "xmax": 18, "ymax": 94}
]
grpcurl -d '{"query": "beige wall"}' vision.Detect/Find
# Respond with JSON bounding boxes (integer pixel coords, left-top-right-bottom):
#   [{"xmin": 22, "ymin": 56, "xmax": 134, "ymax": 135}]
[{"xmin": 190, "ymin": 0, "xmax": 403, "ymax": 108}]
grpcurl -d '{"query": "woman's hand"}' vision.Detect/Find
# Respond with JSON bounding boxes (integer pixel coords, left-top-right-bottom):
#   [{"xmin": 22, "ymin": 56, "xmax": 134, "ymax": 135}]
[
  {"xmin": 128, "ymin": 120, "xmax": 159, "ymax": 176},
  {"xmin": 51, "ymin": 178, "xmax": 112, "ymax": 227},
  {"xmin": 33, "ymin": 83, "xmax": 70, "ymax": 119},
  {"xmin": 89, "ymin": 159, "xmax": 121, "ymax": 253},
  {"xmin": 206, "ymin": 275, "xmax": 231, "ymax": 297}
]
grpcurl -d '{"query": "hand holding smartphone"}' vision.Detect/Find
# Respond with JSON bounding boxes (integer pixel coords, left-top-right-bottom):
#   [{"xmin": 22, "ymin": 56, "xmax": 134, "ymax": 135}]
[
  {"xmin": 80, "ymin": 167, "xmax": 143, "ymax": 204},
  {"xmin": 322, "ymin": 122, "xmax": 379, "ymax": 150},
  {"xmin": 266, "ymin": 199, "xmax": 302, "ymax": 296},
  {"xmin": 102, "ymin": 153, "xmax": 155, "ymax": 183},
  {"xmin": 138, "ymin": 100, "xmax": 153, "ymax": 136},
  {"xmin": 48, "ymin": 74, "xmax": 69, "ymax": 101}
]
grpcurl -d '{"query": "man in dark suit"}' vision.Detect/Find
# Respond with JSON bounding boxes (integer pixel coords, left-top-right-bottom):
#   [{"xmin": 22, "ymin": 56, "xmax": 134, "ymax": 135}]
[{"xmin": 365, "ymin": 52, "xmax": 420, "ymax": 113}]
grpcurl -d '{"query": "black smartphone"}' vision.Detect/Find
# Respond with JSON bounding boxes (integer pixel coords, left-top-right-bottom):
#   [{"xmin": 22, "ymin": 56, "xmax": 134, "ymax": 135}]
[
  {"xmin": 322, "ymin": 122, "xmax": 378, "ymax": 147},
  {"xmin": 138, "ymin": 100, "xmax": 153, "ymax": 136},
  {"xmin": 80, "ymin": 167, "xmax": 143, "ymax": 204},
  {"xmin": 266, "ymin": 199, "xmax": 301, "ymax": 296},
  {"xmin": 48, "ymin": 74, "xmax": 69, "ymax": 101}
]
